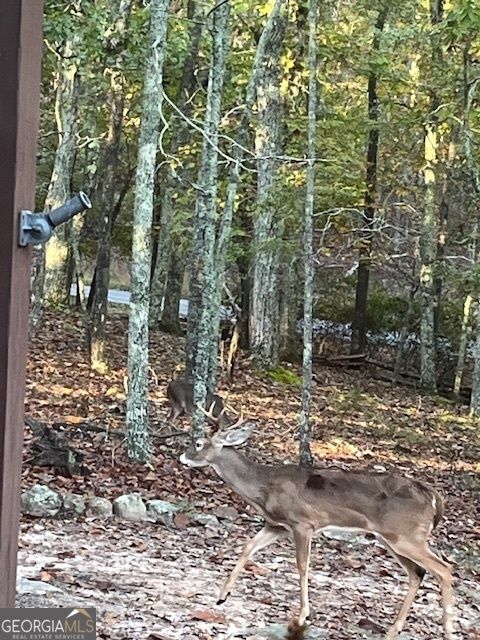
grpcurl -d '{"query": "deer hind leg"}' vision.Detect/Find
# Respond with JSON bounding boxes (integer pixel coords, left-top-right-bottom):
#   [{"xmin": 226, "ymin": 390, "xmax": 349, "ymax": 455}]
[
  {"xmin": 217, "ymin": 525, "xmax": 286, "ymax": 604},
  {"xmin": 379, "ymin": 539, "xmax": 425, "ymax": 639},
  {"xmin": 167, "ymin": 406, "xmax": 181, "ymax": 423},
  {"xmin": 293, "ymin": 525, "xmax": 314, "ymax": 626},
  {"xmin": 385, "ymin": 538, "xmax": 454, "ymax": 640}
]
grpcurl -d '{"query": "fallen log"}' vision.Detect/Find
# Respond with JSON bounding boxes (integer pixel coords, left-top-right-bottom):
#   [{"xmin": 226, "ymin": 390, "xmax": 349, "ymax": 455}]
[
  {"xmin": 313, "ymin": 352, "xmax": 366, "ymax": 367},
  {"xmin": 24, "ymin": 415, "xmax": 84, "ymax": 476}
]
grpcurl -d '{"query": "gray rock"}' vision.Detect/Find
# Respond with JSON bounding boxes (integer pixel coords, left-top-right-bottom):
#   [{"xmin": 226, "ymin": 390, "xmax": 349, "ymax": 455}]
[
  {"xmin": 17, "ymin": 577, "xmax": 62, "ymax": 595},
  {"xmin": 146, "ymin": 499, "xmax": 179, "ymax": 523},
  {"xmin": 86, "ymin": 496, "xmax": 113, "ymax": 518},
  {"xmin": 62, "ymin": 494, "xmax": 86, "ymax": 516},
  {"xmin": 192, "ymin": 513, "xmax": 221, "ymax": 529},
  {"xmin": 21, "ymin": 485, "xmax": 62, "ymax": 517},
  {"xmin": 113, "ymin": 493, "xmax": 147, "ymax": 521},
  {"xmin": 212, "ymin": 505, "xmax": 238, "ymax": 521}
]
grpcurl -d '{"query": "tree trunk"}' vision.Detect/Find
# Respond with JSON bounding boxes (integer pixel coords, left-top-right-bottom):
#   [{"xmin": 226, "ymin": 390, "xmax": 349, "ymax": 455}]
[
  {"xmin": 205, "ymin": 0, "xmax": 272, "ymax": 388},
  {"xmin": 150, "ymin": 189, "xmax": 173, "ymax": 326},
  {"xmin": 236, "ymin": 206, "xmax": 252, "ymax": 350},
  {"xmin": 249, "ymin": 0, "xmax": 287, "ymax": 367},
  {"xmin": 350, "ymin": 6, "xmax": 388, "ymax": 356},
  {"xmin": 454, "ymin": 293, "xmax": 473, "ymax": 397},
  {"xmin": 460, "ymin": 48, "xmax": 480, "ymax": 412},
  {"xmin": 279, "ymin": 257, "xmax": 300, "ymax": 357},
  {"xmin": 29, "ymin": 247, "xmax": 45, "ymax": 337},
  {"xmin": 299, "ymin": 0, "xmax": 318, "ymax": 467},
  {"xmin": 150, "ymin": 0, "xmax": 205, "ymax": 328},
  {"xmin": 419, "ymin": 0, "xmax": 444, "ymax": 394},
  {"xmin": 470, "ymin": 301, "xmax": 480, "ymax": 416},
  {"xmin": 393, "ymin": 279, "xmax": 417, "ymax": 384},
  {"xmin": 186, "ymin": 0, "xmax": 231, "ymax": 437},
  {"xmin": 126, "ymin": 0, "xmax": 170, "ymax": 461},
  {"xmin": 42, "ymin": 34, "xmax": 81, "ymax": 307},
  {"xmin": 159, "ymin": 249, "xmax": 183, "ymax": 335},
  {"xmin": 433, "ymin": 195, "xmax": 448, "ymax": 335},
  {"xmin": 89, "ymin": 0, "xmax": 133, "ymax": 373}
]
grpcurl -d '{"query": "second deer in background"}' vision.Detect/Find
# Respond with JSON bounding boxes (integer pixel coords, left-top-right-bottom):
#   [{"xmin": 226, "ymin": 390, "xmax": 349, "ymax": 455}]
[{"xmin": 166, "ymin": 379, "xmax": 231, "ymax": 428}]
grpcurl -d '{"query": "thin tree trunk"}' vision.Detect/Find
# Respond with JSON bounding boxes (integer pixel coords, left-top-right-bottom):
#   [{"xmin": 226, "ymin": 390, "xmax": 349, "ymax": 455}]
[
  {"xmin": 150, "ymin": 189, "xmax": 173, "ymax": 326},
  {"xmin": 350, "ymin": 5, "xmax": 388, "ymax": 356},
  {"xmin": 29, "ymin": 247, "xmax": 46, "ymax": 336},
  {"xmin": 126, "ymin": 0, "xmax": 170, "ymax": 461},
  {"xmin": 433, "ymin": 196, "xmax": 448, "ymax": 335},
  {"xmin": 70, "ymin": 216, "xmax": 86, "ymax": 310},
  {"xmin": 299, "ymin": 0, "xmax": 318, "ymax": 467},
  {"xmin": 89, "ymin": 0, "xmax": 133, "ymax": 372},
  {"xmin": 279, "ymin": 257, "xmax": 300, "ymax": 357},
  {"xmin": 454, "ymin": 293, "xmax": 473, "ymax": 396},
  {"xmin": 159, "ymin": 250, "xmax": 183, "ymax": 335},
  {"xmin": 420, "ymin": 0, "xmax": 443, "ymax": 393},
  {"xmin": 393, "ymin": 281, "xmax": 417, "ymax": 384},
  {"xmin": 249, "ymin": 0, "xmax": 287, "ymax": 367},
  {"xmin": 470, "ymin": 301, "xmax": 480, "ymax": 416},
  {"xmin": 238, "ymin": 250, "xmax": 251, "ymax": 350},
  {"xmin": 185, "ymin": 0, "xmax": 231, "ymax": 437}
]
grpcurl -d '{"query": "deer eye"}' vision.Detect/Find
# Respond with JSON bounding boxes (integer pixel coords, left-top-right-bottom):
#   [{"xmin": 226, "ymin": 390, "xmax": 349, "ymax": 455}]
[{"xmin": 195, "ymin": 440, "xmax": 204, "ymax": 451}]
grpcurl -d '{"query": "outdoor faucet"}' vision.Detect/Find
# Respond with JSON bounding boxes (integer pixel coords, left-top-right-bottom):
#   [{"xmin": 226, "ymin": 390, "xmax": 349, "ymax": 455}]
[{"xmin": 18, "ymin": 191, "xmax": 92, "ymax": 246}]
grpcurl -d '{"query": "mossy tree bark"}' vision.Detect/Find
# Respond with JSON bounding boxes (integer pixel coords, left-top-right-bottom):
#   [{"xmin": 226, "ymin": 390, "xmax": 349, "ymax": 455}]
[
  {"xmin": 126, "ymin": 0, "xmax": 170, "ymax": 462},
  {"xmin": 186, "ymin": 0, "xmax": 231, "ymax": 437},
  {"xmin": 298, "ymin": 0, "xmax": 318, "ymax": 467},
  {"xmin": 37, "ymin": 31, "xmax": 81, "ymax": 313},
  {"xmin": 249, "ymin": 0, "xmax": 287, "ymax": 368},
  {"xmin": 420, "ymin": 0, "xmax": 444, "ymax": 394}
]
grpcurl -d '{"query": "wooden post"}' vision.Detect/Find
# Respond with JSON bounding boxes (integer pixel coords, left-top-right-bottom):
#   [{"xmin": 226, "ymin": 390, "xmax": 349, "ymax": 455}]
[{"xmin": 0, "ymin": 0, "xmax": 43, "ymax": 606}]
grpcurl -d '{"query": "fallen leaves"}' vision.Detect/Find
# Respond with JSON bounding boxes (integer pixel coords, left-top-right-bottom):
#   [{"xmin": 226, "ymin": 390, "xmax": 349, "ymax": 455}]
[{"xmin": 191, "ymin": 609, "xmax": 227, "ymax": 624}]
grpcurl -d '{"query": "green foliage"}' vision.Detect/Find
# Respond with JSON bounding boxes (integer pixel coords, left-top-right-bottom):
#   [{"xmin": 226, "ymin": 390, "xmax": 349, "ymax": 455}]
[
  {"xmin": 38, "ymin": 0, "xmax": 480, "ymax": 366},
  {"xmin": 316, "ymin": 284, "xmax": 412, "ymax": 333},
  {"xmin": 264, "ymin": 366, "xmax": 301, "ymax": 386},
  {"xmin": 365, "ymin": 288, "xmax": 410, "ymax": 332}
]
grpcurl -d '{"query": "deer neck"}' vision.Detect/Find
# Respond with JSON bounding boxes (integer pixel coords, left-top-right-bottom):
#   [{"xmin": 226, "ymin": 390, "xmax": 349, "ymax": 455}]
[{"xmin": 210, "ymin": 448, "xmax": 264, "ymax": 503}]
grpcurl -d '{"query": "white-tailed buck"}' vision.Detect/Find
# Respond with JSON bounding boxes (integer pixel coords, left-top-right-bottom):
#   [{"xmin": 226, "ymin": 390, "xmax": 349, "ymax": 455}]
[
  {"xmin": 179, "ymin": 412, "xmax": 454, "ymax": 639},
  {"xmin": 166, "ymin": 380, "xmax": 230, "ymax": 428}
]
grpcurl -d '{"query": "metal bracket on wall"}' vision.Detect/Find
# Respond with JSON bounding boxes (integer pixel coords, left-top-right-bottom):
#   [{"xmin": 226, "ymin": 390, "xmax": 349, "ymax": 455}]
[{"xmin": 18, "ymin": 191, "xmax": 92, "ymax": 246}]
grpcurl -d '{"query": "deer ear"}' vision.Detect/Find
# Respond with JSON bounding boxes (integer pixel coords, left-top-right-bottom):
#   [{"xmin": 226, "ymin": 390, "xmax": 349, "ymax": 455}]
[{"xmin": 213, "ymin": 422, "xmax": 254, "ymax": 447}]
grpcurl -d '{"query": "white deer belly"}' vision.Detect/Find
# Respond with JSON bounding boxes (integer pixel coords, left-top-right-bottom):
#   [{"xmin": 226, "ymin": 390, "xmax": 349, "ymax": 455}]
[{"xmin": 320, "ymin": 525, "xmax": 370, "ymax": 541}]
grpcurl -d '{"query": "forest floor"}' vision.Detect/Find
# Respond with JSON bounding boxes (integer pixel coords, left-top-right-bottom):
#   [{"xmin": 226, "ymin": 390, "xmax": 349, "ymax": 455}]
[{"xmin": 19, "ymin": 311, "xmax": 479, "ymax": 640}]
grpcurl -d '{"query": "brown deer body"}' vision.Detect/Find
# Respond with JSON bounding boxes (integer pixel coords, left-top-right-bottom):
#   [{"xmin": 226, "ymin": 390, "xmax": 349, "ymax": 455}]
[
  {"xmin": 180, "ymin": 422, "xmax": 454, "ymax": 639},
  {"xmin": 166, "ymin": 380, "xmax": 230, "ymax": 427}
]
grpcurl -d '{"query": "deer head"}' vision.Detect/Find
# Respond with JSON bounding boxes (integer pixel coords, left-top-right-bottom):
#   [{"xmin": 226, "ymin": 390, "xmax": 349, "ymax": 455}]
[{"xmin": 180, "ymin": 418, "xmax": 254, "ymax": 468}]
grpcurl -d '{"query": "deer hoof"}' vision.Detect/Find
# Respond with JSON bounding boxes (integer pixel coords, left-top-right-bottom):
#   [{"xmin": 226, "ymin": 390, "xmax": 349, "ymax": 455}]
[
  {"xmin": 217, "ymin": 593, "xmax": 229, "ymax": 605},
  {"xmin": 295, "ymin": 609, "xmax": 310, "ymax": 627}
]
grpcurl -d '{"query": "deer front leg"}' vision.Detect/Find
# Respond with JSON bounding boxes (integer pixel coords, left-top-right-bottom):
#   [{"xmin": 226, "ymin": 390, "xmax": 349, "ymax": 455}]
[
  {"xmin": 293, "ymin": 525, "xmax": 314, "ymax": 626},
  {"xmin": 217, "ymin": 525, "xmax": 285, "ymax": 604}
]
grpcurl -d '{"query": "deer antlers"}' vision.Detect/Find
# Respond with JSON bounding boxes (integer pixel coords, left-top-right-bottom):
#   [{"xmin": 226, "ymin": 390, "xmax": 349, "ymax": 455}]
[{"xmin": 197, "ymin": 401, "xmax": 244, "ymax": 430}]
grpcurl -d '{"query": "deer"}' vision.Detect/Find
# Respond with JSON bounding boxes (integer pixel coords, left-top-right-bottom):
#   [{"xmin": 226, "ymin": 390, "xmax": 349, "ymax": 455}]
[
  {"xmin": 166, "ymin": 379, "xmax": 230, "ymax": 428},
  {"xmin": 179, "ymin": 410, "xmax": 454, "ymax": 639}
]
